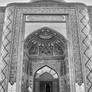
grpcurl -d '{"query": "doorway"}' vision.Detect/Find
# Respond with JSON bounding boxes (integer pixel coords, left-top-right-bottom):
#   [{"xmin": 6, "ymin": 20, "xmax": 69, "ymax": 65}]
[
  {"xmin": 23, "ymin": 27, "xmax": 69, "ymax": 92},
  {"xmin": 40, "ymin": 81, "xmax": 52, "ymax": 92},
  {"xmin": 34, "ymin": 66, "xmax": 59, "ymax": 92}
]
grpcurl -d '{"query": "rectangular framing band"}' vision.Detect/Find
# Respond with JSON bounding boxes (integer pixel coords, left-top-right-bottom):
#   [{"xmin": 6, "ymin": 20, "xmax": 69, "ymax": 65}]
[{"xmin": 14, "ymin": 6, "xmax": 79, "ymax": 92}]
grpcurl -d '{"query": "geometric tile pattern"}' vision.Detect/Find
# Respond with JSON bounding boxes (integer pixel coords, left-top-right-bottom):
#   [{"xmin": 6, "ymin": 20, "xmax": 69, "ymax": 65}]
[
  {"xmin": 79, "ymin": 8, "xmax": 92, "ymax": 92},
  {"xmin": 0, "ymin": 7, "xmax": 14, "ymax": 92}
]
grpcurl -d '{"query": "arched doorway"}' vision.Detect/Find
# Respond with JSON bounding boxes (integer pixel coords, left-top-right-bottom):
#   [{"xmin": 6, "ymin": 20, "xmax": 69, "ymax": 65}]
[
  {"xmin": 34, "ymin": 66, "xmax": 59, "ymax": 92},
  {"xmin": 22, "ymin": 27, "xmax": 70, "ymax": 92}
]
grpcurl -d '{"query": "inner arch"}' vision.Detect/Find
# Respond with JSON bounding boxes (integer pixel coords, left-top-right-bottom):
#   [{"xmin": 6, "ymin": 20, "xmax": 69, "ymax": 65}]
[
  {"xmin": 35, "ymin": 66, "xmax": 58, "ymax": 79},
  {"xmin": 34, "ymin": 66, "xmax": 59, "ymax": 92}
]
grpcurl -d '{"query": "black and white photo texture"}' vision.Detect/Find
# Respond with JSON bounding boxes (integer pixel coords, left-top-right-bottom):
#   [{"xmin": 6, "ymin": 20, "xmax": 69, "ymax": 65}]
[{"xmin": 0, "ymin": 0, "xmax": 92, "ymax": 92}]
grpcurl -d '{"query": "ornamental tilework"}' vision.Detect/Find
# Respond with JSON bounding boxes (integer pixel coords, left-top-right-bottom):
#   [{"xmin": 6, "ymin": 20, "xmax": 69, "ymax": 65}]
[
  {"xmin": 78, "ymin": 8, "xmax": 92, "ymax": 92},
  {"xmin": 0, "ymin": 7, "xmax": 15, "ymax": 92}
]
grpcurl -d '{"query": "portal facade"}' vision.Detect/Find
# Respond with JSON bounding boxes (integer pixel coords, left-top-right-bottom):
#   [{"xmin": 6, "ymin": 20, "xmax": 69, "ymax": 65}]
[
  {"xmin": 0, "ymin": 0, "xmax": 92, "ymax": 92},
  {"xmin": 22, "ymin": 27, "xmax": 68, "ymax": 92}
]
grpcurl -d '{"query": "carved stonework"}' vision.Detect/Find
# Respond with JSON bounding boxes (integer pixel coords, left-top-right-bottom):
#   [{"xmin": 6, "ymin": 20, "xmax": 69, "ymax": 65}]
[
  {"xmin": 35, "ymin": 66, "xmax": 58, "ymax": 79},
  {"xmin": 23, "ymin": 27, "xmax": 67, "ymax": 92},
  {"xmin": 16, "ymin": 6, "xmax": 76, "ymax": 92},
  {"xmin": 61, "ymin": 60, "xmax": 66, "ymax": 76},
  {"xmin": 24, "ymin": 27, "xmax": 66, "ymax": 57},
  {"xmin": 0, "ymin": 7, "xmax": 15, "ymax": 92},
  {"xmin": 77, "ymin": 7, "xmax": 92, "ymax": 92}
]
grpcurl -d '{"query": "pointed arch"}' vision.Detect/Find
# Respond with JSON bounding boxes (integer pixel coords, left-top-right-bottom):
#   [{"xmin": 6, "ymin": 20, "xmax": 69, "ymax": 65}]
[
  {"xmin": 35, "ymin": 66, "xmax": 58, "ymax": 79},
  {"xmin": 33, "ymin": 66, "xmax": 59, "ymax": 92},
  {"xmin": 24, "ymin": 27, "xmax": 67, "ymax": 56}
]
